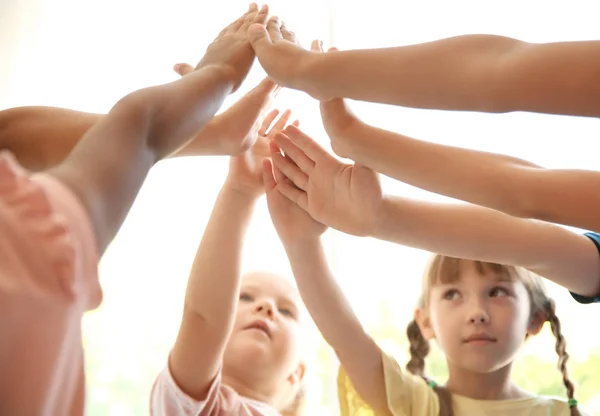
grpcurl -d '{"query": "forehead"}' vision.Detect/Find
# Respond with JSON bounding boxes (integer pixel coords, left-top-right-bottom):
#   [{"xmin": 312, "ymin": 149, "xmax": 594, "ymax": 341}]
[
  {"xmin": 242, "ymin": 272, "xmax": 301, "ymax": 301},
  {"xmin": 434, "ymin": 259, "xmax": 515, "ymax": 285}
]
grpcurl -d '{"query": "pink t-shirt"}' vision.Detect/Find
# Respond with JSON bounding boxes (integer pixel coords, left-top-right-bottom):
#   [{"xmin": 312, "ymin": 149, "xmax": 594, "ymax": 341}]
[
  {"xmin": 150, "ymin": 364, "xmax": 280, "ymax": 416},
  {"xmin": 0, "ymin": 151, "xmax": 102, "ymax": 416}
]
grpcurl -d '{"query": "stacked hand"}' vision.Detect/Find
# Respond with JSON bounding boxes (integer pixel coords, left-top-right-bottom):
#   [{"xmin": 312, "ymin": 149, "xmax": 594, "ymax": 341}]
[
  {"xmin": 195, "ymin": 3, "xmax": 269, "ymax": 92},
  {"xmin": 264, "ymin": 125, "xmax": 383, "ymax": 238},
  {"xmin": 226, "ymin": 109, "xmax": 298, "ymax": 198}
]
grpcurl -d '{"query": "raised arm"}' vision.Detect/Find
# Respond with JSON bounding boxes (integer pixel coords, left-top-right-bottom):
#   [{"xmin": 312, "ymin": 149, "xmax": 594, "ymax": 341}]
[
  {"xmin": 269, "ymin": 125, "xmax": 600, "ymax": 300},
  {"xmin": 168, "ymin": 109, "xmax": 290, "ymax": 400},
  {"xmin": 0, "ymin": 77, "xmax": 276, "ymax": 171},
  {"xmin": 319, "ymin": 97, "xmax": 600, "ymax": 232},
  {"xmin": 249, "ymin": 23, "xmax": 600, "ymax": 117},
  {"xmin": 263, "ymin": 152, "xmax": 391, "ymax": 415},
  {"xmin": 44, "ymin": 5, "xmax": 269, "ymax": 253}
]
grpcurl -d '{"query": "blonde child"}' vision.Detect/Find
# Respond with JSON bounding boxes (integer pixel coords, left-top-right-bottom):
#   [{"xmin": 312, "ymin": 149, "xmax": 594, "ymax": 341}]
[
  {"xmin": 150, "ymin": 109, "xmax": 309, "ymax": 416},
  {"xmin": 0, "ymin": 4, "xmax": 270, "ymax": 414},
  {"xmin": 263, "ymin": 143, "xmax": 589, "ymax": 414}
]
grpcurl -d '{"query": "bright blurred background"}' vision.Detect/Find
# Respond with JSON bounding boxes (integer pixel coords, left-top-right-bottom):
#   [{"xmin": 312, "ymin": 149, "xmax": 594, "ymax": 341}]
[{"xmin": 1, "ymin": 0, "xmax": 599, "ymax": 414}]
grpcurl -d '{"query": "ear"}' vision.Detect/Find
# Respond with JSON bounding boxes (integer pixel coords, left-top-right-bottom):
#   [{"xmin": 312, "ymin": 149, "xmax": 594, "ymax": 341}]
[
  {"xmin": 415, "ymin": 308, "xmax": 436, "ymax": 340},
  {"xmin": 287, "ymin": 361, "xmax": 306, "ymax": 386},
  {"xmin": 527, "ymin": 310, "xmax": 547, "ymax": 336}
]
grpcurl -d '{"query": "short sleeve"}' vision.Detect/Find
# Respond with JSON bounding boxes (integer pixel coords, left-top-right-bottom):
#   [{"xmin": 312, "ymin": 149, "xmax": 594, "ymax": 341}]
[
  {"xmin": 0, "ymin": 150, "xmax": 101, "ymax": 309},
  {"xmin": 569, "ymin": 232, "xmax": 600, "ymax": 304},
  {"xmin": 337, "ymin": 351, "xmax": 439, "ymax": 416},
  {"xmin": 150, "ymin": 364, "xmax": 222, "ymax": 416}
]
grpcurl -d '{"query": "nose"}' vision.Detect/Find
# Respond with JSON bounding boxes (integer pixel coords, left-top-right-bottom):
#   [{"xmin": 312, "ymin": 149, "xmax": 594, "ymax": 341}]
[
  {"xmin": 466, "ymin": 299, "xmax": 490, "ymax": 324},
  {"xmin": 255, "ymin": 299, "xmax": 274, "ymax": 318}
]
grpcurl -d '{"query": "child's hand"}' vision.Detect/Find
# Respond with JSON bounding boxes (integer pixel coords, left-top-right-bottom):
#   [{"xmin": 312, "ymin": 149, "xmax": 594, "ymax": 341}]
[
  {"xmin": 172, "ymin": 65, "xmax": 279, "ymax": 155},
  {"xmin": 263, "ymin": 145, "xmax": 327, "ymax": 246},
  {"xmin": 269, "ymin": 126, "xmax": 383, "ymax": 237},
  {"xmin": 225, "ymin": 109, "xmax": 297, "ymax": 197},
  {"xmin": 247, "ymin": 17, "xmax": 315, "ymax": 93},
  {"xmin": 195, "ymin": 4, "xmax": 269, "ymax": 92}
]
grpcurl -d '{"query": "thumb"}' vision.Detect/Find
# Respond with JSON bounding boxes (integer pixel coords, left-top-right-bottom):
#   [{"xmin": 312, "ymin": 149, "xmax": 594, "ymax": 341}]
[
  {"xmin": 248, "ymin": 23, "xmax": 271, "ymax": 51},
  {"xmin": 262, "ymin": 158, "xmax": 277, "ymax": 190},
  {"xmin": 173, "ymin": 63, "xmax": 194, "ymax": 77}
]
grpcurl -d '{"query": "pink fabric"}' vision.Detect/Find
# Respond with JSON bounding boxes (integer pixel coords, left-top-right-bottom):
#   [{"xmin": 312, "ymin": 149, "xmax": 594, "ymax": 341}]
[
  {"xmin": 150, "ymin": 364, "xmax": 280, "ymax": 416},
  {"xmin": 0, "ymin": 151, "xmax": 102, "ymax": 416}
]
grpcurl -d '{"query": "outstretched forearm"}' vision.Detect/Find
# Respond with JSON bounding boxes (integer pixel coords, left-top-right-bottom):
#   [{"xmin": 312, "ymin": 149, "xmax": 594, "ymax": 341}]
[
  {"xmin": 284, "ymin": 239, "xmax": 390, "ymax": 415},
  {"xmin": 345, "ymin": 121, "xmax": 600, "ymax": 231},
  {"xmin": 305, "ymin": 35, "xmax": 600, "ymax": 116},
  {"xmin": 372, "ymin": 196, "xmax": 600, "ymax": 298},
  {"xmin": 345, "ymin": 121, "xmax": 540, "ymax": 218},
  {"xmin": 171, "ymin": 185, "xmax": 258, "ymax": 400},
  {"xmin": 0, "ymin": 101, "xmax": 232, "ymax": 171}
]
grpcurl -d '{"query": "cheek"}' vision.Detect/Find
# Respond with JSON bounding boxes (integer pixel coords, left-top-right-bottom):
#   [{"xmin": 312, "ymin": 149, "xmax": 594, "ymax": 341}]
[{"xmin": 277, "ymin": 322, "xmax": 302, "ymax": 357}]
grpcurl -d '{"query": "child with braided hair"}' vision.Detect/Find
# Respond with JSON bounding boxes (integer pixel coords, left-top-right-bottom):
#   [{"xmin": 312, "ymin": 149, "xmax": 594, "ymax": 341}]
[
  {"xmin": 393, "ymin": 255, "xmax": 584, "ymax": 416},
  {"xmin": 264, "ymin": 137, "xmax": 589, "ymax": 414}
]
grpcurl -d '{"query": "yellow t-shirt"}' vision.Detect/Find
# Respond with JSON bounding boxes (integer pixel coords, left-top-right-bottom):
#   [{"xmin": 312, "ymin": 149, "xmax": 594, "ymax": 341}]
[{"xmin": 337, "ymin": 352, "xmax": 589, "ymax": 416}]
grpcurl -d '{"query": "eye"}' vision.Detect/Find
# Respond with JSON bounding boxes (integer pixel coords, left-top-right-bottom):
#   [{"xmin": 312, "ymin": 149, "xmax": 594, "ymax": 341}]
[
  {"xmin": 443, "ymin": 289, "xmax": 461, "ymax": 301},
  {"xmin": 279, "ymin": 307, "xmax": 295, "ymax": 318},
  {"xmin": 489, "ymin": 286, "xmax": 510, "ymax": 297},
  {"xmin": 240, "ymin": 293, "xmax": 253, "ymax": 302}
]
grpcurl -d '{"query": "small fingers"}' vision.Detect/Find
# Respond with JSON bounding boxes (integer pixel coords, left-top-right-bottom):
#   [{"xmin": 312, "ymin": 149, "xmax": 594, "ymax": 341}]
[
  {"xmin": 262, "ymin": 158, "xmax": 277, "ymax": 190},
  {"xmin": 173, "ymin": 63, "xmax": 194, "ymax": 77},
  {"xmin": 266, "ymin": 16, "xmax": 283, "ymax": 41},
  {"xmin": 271, "ymin": 138, "xmax": 311, "ymax": 190},
  {"xmin": 274, "ymin": 132, "xmax": 315, "ymax": 174},
  {"xmin": 227, "ymin": 4, "xmax": 258, "ymax": 34},
  {"xmin": 259, "ymin": 109, "xmax": 280, "ymax": 136},
  {"xmin": 280, "ymin": 21, "xmax": 298, "ymax": 44},
  {"xmin": 269, "ymin": 109, "xmax": 292, "ymax": 135},
  {"xmin": 273, "ymin": 163, "xmax": 309, "ymax": 210},
  {"xmin": 310, "ymin": 39, "xmax": 324, "ymax": 52}
]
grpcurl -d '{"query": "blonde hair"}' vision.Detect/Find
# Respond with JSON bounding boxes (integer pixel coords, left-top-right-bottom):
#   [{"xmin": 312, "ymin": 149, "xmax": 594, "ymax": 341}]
[{"xmin": 405, "ymin": 255, "xmax": 581, "ymax": 416}]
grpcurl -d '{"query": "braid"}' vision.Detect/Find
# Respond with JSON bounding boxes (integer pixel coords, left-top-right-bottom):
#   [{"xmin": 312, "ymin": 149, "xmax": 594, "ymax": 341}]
[
  {"xmin": 544, "ymin": 301, "xmax": 582, "ymax": 416},
  {"xmin": 406, "ymin": 320, "xmax": 454, "ymax": 416},
  {"xmin": 406, "ymin": 320, "xmax": 429, "ymax": 376}
]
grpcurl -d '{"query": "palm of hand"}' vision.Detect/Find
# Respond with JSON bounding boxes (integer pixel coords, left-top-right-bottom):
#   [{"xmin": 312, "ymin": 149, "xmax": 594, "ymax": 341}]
[
  {"xmin": 217, "ymin": 79, "xmax": 277, "ymax": 155},
  {"xmin": 228, "ymin": 109, "xmax": 296, "ymax": 196},
  {"xmin": 307, "ymin": 160, "xmax": 382, "ymax": 237}
]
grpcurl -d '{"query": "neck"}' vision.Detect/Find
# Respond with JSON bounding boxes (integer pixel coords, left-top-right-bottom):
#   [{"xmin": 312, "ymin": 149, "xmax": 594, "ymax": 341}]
[
  {"xmin": 444, "ymin": 361, "xmax": 530, "ymax": 400},
  {"xmin": 221, "ymin": 372, "xmax": 278, "ymax": 408}
]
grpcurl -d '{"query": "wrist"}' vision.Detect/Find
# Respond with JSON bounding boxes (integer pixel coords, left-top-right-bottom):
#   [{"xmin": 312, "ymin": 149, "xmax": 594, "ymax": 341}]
[
  {"xmin": 293, "ymin": 53, "xmax": 331, "ymax": 100},
  {"xmin": 283, "ymin": 236, "xmax": 323, "ymax": 259},
  {"xmin": 221, "ymin": 181, "xmax": 263, "ymax": 202},
  {"xmin": 195, "ymin": 64, "xmax": 238, "ymax": 94}
]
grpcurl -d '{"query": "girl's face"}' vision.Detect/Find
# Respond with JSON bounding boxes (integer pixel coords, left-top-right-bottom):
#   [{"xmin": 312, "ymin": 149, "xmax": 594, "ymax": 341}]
[
  {"xmin": 224, "ymin": 272, "xmax": 305, "ymax": 400},
  {"xmin": 417, "ymin": 260, "xmax": 545, "ymax": 374}
]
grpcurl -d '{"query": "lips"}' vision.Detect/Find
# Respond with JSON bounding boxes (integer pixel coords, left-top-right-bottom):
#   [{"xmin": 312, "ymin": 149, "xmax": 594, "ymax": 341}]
[
  {"xmin": 463, "ymin": 333, "xmax": 497, "ymax": 344},
  {"xmin": 244, "ymin": 320, "xmax": 272, "ymax": 339}
]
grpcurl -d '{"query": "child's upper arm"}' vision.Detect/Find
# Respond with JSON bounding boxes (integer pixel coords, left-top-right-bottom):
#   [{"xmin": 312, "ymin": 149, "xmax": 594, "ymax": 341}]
[
  {"xmin": 47, "ymin": 95, "xmax": 156, "ymax": 254},
  {"xmin": 0, "ymin": 151, "xmax": 101, "ymax": 305},
  {"xmin": 337, "ymin": 350, "xmax": 439, "ymax": 416},
  {"xmin": 334, "ymin": 336, "xmax": 394, "ymax": 416},
  {"xmin": 167, "ymin": 309, "xmax": 227, "ymax": 402}
]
